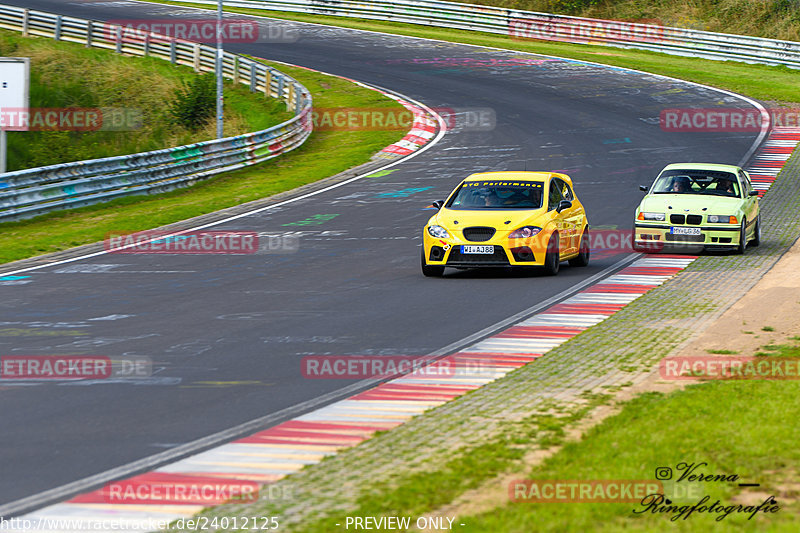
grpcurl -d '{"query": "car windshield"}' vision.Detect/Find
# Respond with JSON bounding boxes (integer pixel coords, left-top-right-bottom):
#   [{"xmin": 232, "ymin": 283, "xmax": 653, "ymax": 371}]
[
  {"xmin": 446, "ymin": 181, "xmax": 544, "ymax": 210},
  {"xmin": 652, "ymin": 170, "xmax": 740, "ymax": 197}
]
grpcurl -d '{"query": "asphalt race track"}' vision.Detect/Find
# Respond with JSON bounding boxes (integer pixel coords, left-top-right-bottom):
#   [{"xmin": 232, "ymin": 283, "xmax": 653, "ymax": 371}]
[{"xmin": 0, "ymin": 0, "xmax": 763, "ymax": 512}]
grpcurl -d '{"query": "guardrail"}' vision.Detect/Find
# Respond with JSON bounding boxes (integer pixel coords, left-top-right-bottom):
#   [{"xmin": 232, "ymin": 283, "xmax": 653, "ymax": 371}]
[
  {"xmin": 0, "ymin": 4, "xmax": 312, "ymax": 222},
  {"xmin": 163, "ymin": 0, "xmax": 800, "ymax": 69}
]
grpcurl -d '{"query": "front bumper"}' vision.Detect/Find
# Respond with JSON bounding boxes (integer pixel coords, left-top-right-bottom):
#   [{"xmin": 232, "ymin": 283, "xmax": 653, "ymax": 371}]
[
  {"xmin": 422, "ymin": 233, "xmax": 548, "ymax": 268},
  {"xmin": 634, "ymin": 222, "xmax": 741, "ymax": 250}
]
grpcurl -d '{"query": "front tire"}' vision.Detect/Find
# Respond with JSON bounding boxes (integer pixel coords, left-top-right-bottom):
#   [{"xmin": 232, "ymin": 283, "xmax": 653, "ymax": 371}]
[
  {"xmin": 569, "ymin": 228, "xmax": 590, "ymax": 267},
  {"xmin": 750, "ymin": 215, "xmax": 761, "ymax": 247},
  {"xmin": 421, "ymin": 249, "xmax": 444, "ymax": 277},
  {"xmin": 735, "ymin": 219, "xmax": 747, "ymax": 255},
  {"xmin": 543, "ymin": 234, "xmax": 560, "ymax": 276}
]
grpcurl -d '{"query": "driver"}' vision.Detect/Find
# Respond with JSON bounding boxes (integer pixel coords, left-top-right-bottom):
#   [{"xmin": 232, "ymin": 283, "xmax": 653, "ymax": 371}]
[{"xmin": 670, "ymin": 176, "xmax": 691, "ymax": 193}]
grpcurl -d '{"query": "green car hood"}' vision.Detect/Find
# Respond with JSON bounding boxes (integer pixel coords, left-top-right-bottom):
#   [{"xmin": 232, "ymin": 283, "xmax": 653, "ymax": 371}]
[{"xmin": 638, "ymin": 194, "xmax": 744, "ymax": 216}]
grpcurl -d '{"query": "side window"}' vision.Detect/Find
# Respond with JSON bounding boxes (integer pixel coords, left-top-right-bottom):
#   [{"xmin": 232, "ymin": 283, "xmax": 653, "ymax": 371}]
[
  {"xmin": 548, "ymin": 180, "xmax": 563, "ymax": 211},
  {"xmin": 739, "ymin": 170, "xmax": 752, "ymax": 196},
  {"xmin": 559, "ymin": 179, "xmax": 574, "ymax": 202}
]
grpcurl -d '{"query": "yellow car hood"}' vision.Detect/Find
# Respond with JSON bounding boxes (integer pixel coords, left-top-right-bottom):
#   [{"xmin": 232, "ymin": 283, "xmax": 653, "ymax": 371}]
[{"xmin": 432, "ymin": 207, "xmax": 547, "ymax": 234}]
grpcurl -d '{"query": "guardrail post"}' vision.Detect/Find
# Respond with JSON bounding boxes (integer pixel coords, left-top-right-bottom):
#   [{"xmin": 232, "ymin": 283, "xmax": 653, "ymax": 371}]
[
  {"xmin": 249, "ymin": 66, "xmax": 256, "ymax": 92},
  {"xmin": 193, "ymin": 43, "xmax": 201, "ymax": 72},
  {"xmin": 295, "ymin": 86, "xmax": 303, "ymax": 115},
  {"xmin": 54, "ymin": 15, "xmax": 62, "ymax": 41},
  {"xmin": 86, "ymin": 21, "xmax": 93, "ymax": 47},
  {"xmin": 115, "ymin": 26, "xmax": 122, "ymax": 53},
  {"xmin": 277, "ymin": 75, "xmax": 285, "ymax": 102},
  {"xmin": 170, "ymin": 39, "xmax": 177, "ymax": 64},
  {"xmin": 265, "ymin": 68, "xmax": 273, "ymax": 97},
  {"xmin": 22, "ymin": 9, "xmax": 29, "ymax": 37},
  {"xmin": 143, "ymin": 33, "xmax": 150, "ymax": 56},
  {"xmin": 287, "ymin": 83, "xmax": 295, "ymax": 111},
  {"xmin": 233, "ymin": 57, "xmax": 239, "ymax": 85}
]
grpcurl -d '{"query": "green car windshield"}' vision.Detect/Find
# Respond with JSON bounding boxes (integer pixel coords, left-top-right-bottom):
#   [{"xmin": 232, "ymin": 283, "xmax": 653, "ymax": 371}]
[
  {"xmin": 446, "ymin": 181, "xmax": 544, "ymax": 210},
  {"xmin": 652, "ymin": 170, "xmax": 740, "ymax": 197}
]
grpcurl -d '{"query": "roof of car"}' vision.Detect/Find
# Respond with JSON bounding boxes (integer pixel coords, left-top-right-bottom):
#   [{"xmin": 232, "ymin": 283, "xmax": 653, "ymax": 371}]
[
  {"xmin": 661, "ymin": 163, "xmax": 742, "ymax": 173},
  {"xmin": 463, "ymin": 171, "xmax": 566, "ymax": 183}
]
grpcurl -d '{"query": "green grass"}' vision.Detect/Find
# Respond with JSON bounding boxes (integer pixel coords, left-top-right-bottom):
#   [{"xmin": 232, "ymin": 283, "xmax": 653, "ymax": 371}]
[
  {"xmin": 706, "ymin": 349, "xmax": 739, "ymax": 355},
  {"xmin": 763, "ymin": 326, "xmax": 777, "ymax": 332},
  {"xmin": 0, "ymin": 30, "xmax": 290, "ymax": 170},
  {"xmin": 143, "ymin": 0, "xmax": 800, "ymax": 104},
  {"xmin": 453, "ymin": 339, "xmax": 800, "ymax": 531},
  {"xmin": 0, "ymin": 60, "xmax": 406, "ymax": 265}
]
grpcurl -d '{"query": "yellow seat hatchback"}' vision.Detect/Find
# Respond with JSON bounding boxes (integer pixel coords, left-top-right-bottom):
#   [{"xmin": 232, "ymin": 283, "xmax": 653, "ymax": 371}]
[{"xmin": 421, "ymin": 171, "xmax": 590, "ymax": 277}]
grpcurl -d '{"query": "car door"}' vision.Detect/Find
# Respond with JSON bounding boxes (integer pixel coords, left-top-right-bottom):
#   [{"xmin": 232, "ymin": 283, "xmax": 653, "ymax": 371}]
[
  {"xmin": 551, "ymin": 178, "xmax": 581, "ymax": 255},
  {"xmin": 547, "ymin": 178, "xmax": 570, "ymax": 255},
  {"xmin": 738, "ymin": 170, "xmax": 759, "ymax": 229}
]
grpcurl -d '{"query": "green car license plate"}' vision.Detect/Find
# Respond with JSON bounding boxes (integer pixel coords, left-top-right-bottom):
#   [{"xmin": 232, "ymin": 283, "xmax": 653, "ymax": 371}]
[{"xmin": 670, "ymin": 227, "xmax": 701, "ymax": 236}]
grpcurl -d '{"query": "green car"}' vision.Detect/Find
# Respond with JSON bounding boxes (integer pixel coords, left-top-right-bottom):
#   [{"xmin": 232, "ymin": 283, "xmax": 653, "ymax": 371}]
[{"xmin": 634, "ymin": 163, "xmax": 760, "ymax": 254}]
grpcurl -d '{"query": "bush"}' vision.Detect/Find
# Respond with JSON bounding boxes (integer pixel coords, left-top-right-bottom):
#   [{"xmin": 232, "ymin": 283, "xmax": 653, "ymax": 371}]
[{"xmin": 168, "ymin": 72, "xmax": 216, "ymax": 131}]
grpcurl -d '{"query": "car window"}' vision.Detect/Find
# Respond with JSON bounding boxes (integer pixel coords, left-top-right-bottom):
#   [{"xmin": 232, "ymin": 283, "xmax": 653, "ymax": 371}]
[
  {"xmin": 446, "ymin": 181, "xmax": 544, "ymax": 210},
  {"xmin": 739, "ymin": 170, "xmax": 752, "ymax": 196},
  {"xmin": 652, "ymin": 170, "xmax": 739, "ymax": 196},
  {"xmin": 548, "ymin": 180, "xmax": 563, "ymax": 211},
  {"xmin": 557, "ymin": 179, "xmax": 574, "ymax": 202}
]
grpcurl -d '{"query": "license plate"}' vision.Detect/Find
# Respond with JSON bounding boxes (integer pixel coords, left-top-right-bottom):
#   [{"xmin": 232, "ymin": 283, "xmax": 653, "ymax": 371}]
[
  {"xmin": 462, "ymin": 245, "xmax": 494, "ymax": 254},
  {"xmin": 671, "ymin": 227, "xmax": 701, "ymax": 235}
]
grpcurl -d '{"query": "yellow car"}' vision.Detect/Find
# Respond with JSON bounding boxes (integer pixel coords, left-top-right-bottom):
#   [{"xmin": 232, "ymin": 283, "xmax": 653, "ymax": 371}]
[{"xmin": 421, "ymin": 171, "xmax": 590, "ymax": 277}]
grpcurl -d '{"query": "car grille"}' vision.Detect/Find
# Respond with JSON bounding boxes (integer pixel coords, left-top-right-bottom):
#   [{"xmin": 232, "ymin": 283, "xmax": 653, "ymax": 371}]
[
  {"xmin": 665, "ymin": 233, "xmax": 704, "ymax": 243},
  {"xmin": 670, "ymin": 214, "xmax": 702, "ymax": 225},
  {"xmin": 462, "ymin": 226, "xmax": 496, "ymax": 242},
  {"xmin": 447, "ymin": 247, "xmax": 510, "ymax": 266}
]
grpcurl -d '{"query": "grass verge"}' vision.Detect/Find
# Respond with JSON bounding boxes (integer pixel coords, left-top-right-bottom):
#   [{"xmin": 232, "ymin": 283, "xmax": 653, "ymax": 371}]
[
  {"xmin": 0, "ymin": 59, "xmax": 406, "ymax": 265},
  {"xmin": 142, "ymin": 1, "xmax": 800, "ymax": 104},
  {"xmin": 458, "ymin": 340, "xmax": 800, "ymax": 531},
  {"xmin": 0, "ymin": 29, "xmax": 290, "ymax": 170}
]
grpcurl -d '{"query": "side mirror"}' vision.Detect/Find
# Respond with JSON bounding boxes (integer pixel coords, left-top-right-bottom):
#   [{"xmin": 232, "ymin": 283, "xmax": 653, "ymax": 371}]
[
  {"xmin": 556, "ymin": 200, "xmax": 572, "ymax": 213},
  {"xmin": 431, "ymin": 200, "xmax": 444, "ymax": 209},
  {"xmin": 639, "ymin": 185, "xmax": 649, "ymax": 192},
  {"xmin": 748, "ymin": 190, "xmax": 759, "ymax": 197}
]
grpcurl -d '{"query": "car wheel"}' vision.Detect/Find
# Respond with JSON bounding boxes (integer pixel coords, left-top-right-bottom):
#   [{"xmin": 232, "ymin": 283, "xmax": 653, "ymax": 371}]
[
  {"xmin": 735, "ymin": 219, "xmax": 747, "ymax": 255},
  {"xmin": 421, "ymin": 249, "xmax": 444, "ymax": 277},
  {"xmin": 750, "ymin": 215, "xmax": 761, "ymax": 247},
  {"xmin": 568, "ymin": 228, "xmax": 590, "ymax": 267},
  {"xmin": 543, "ymin": 233, "xmax": 560, "ymax": 276}
]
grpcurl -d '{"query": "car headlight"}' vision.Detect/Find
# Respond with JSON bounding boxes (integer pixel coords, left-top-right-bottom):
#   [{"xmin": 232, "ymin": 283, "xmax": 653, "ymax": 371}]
[
  {"xmin": 637, "ymin": 212, "xmax": 665, "ymax": 221},
  {"xmin": 427, "ymin": 225, "xmax": 451, "ymax": 239},
  {"xmin": 509, "ymin": 226, "xmax": 542, "ymax": 239},
  {"xmin": 707, "ymin": 215, "xmax": 738, "ymax": 224}
]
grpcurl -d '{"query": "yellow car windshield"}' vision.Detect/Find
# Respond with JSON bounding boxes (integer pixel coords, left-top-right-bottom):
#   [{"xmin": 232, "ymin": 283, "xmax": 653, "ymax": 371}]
[{"xmin": 447, "ymin": 181, "xmax": 544, "ymax": 210}]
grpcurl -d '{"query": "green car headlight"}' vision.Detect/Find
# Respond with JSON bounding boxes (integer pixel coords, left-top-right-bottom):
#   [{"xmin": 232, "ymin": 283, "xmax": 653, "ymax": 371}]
[
  {"xmin": 427, "ymin": 225, "xmax": 451, "ymax": 239},
  {"xmin": 707, "ymin": 215, "xmax": 737, "ymax": 224},
  {"xmin": 638, "ymin": 212, "xmax": 665, "ymax": 222}
]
